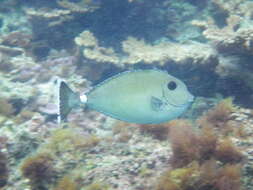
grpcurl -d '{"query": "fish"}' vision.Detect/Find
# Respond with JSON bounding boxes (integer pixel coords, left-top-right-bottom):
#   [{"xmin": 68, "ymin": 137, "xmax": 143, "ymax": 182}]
[{"xmin": 57, "ymin": 69, "xmax": 194, "ymax": 124}]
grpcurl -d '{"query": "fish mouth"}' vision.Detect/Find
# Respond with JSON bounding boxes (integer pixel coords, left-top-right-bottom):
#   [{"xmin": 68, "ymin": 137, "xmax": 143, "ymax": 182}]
[
  {"xmin": 166, "ymin": 94, "xmax": 194, "ymax": 108},
  {"xmin": 167, "ymin": 101, "xmax": 190, "ymax": 108}
]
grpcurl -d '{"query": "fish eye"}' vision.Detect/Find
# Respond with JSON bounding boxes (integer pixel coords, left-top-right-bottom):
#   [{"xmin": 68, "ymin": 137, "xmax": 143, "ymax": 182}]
[{"xmin": 167, "ymin": 81, "xmax": 177, "ymax": 90}]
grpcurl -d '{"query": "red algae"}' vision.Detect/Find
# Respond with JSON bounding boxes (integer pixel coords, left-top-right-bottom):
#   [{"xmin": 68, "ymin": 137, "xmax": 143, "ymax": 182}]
[
  {"xmin": 20, "ymin": 153, "xmax": 56, "ymax": 189},
  {"xmin": 215, "ymin": 138, "xmax": 244, "ymax": 164}
]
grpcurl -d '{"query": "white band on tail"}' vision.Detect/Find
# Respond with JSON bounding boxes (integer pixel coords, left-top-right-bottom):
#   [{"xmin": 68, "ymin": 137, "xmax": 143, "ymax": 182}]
[
  {"xmin": 56, "ymin": 77, "xmax": 63, "ymax": 124},
  {"xmin": 80, "ymin": 93, "xmax": 87, "ymax": 104}
]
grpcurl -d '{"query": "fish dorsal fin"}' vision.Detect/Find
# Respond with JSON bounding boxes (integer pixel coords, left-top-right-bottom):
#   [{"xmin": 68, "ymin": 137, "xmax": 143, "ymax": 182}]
[{"xmin": 151, "ymin": 96, "xmax": 164, "ymax": 111}]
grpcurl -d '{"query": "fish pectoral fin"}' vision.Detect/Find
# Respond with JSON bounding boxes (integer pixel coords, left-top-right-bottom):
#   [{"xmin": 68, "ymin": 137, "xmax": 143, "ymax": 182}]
[{"xmin": 151, "ymin": 96, "xmax": 165, "ymax": 111}]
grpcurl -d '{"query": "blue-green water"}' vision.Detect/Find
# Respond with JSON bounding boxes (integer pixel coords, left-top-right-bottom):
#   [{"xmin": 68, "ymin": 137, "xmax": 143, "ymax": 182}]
[{"xmin": 0, "ymin": 0, "xmax": 253, "ymax": 189}]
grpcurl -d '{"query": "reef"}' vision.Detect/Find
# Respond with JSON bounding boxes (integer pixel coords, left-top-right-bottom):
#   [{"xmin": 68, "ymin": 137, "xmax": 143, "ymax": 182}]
[
  {"xmin": 75, "ymin": 30, "xmax": 217, "ymax": 67},
  {"xmin": 0, "ymin": 0, "xmax": 253, "ymax": 189}
]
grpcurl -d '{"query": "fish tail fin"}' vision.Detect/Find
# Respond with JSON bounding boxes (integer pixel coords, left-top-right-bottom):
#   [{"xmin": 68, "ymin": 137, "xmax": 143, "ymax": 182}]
[{"xmin": 57, "ymin": 79, "xmax": 82, "ymax": 123}]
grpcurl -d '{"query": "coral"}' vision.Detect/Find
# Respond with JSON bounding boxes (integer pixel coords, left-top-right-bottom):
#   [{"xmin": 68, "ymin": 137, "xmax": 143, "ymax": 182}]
[
  {"xmin": 84, "ymin": 182, "xmax": 110, "ymax": 190},
  {"xmin": 13, "ymin": 110, "xmax": 35, "ymax": 124},
  {"xmin": 0, "ymin": 53, "xmax": 12, "ymax": 72},
  {"xmin": 20, "ymin": 153, "xmax": 56, "ymax": 189},
  {"xmin": 1, "ymin": 31, "xmax": 32, "ymax": 48},
  {"xmin": 0, "ymin": 65, "xmax": 36, "ymax": 100},
  {"xmin": 25, "ymin": 8, "xmax": 71, "ymax": 19},
  {"xmin": 232, "ymin": 122, "xmax": 249, "ymax": 138},
  {"xmin": 8, "ymin": 132, "xmax": 40, "ymax": 161},
  {"xmin": 191, "ymin": 0, "xmax": 253, "ymax": 91},
  {"xmin": 0, "ymin": 4, "xmax": 30, "ymax": 36},
  {"xmin": 204, "ymin": 24, "xmax": 253, "ymax": 56},
  {"xmin": 75, "ymin": 30, "xmax": 119, "ymax": 64},
  {"xmin": 75, "ymin": 31, "xmax": 98, "ymax": 47},
  {"xmin": 37, "ymin": 56, "xmax": 79, "ymax": 81},
  {"xmin": 122, "ymin": 37, "xmax": 167, "ymax": 64},
  {"xmin": 0, "ymin": 45, "xmax": 24, "ymax": 56},
  {"xmin": 54, "ymin": 176, "xmax": 78, "ymax": 190},
  {"xmin": 24, "ymin": 7, "xmax": 74, "ymax": 28},
  {"xmin": 193, "ymin": 0, "xmax": 253, "ymax": 54},
  {"xmin": 0, "ymin": 152, "xmax": 8, "ymax": 187},
  {"xmin": 83, "ymin": 47, "xmax": 119, "ymax": 64},
  {"xmin": 121, "ymin": 37, "xmax": 217, "ymax": 66},
  {"xmin": 0, "ymin": 98, "xmax": 14, "ymax": 116},
  {"xmin": 75, "ymin": 30, "xmax": 218, "ymax": 67},
  {"xmin": 57, "ymin": 0, "xmax": 99, "ymax": 13},
  {"xmin": 212, "ymin": 0, "xmax": 248, "ymax": 19},
  {"xmin": 215, "ymin": 138, "xmax": 244, "ymax": 164}
]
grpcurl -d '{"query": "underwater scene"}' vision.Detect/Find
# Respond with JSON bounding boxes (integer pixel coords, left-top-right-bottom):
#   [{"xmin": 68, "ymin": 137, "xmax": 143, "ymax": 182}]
[{"xmin": 1, "ymin": 0, "xmax": 253, "ymax": 189}]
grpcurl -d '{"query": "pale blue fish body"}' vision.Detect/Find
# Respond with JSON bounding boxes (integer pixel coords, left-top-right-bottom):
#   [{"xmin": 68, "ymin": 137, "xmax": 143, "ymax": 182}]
[{"xmin": 58, "ymin": 69, "xmax": 194, "ymax": 124}]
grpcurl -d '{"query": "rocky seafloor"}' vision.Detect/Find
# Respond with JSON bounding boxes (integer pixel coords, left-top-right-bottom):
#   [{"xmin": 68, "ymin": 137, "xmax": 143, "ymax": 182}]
[{"xmin": 1, "ymin": 0, "xmax": 253, "ymax": 189}]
